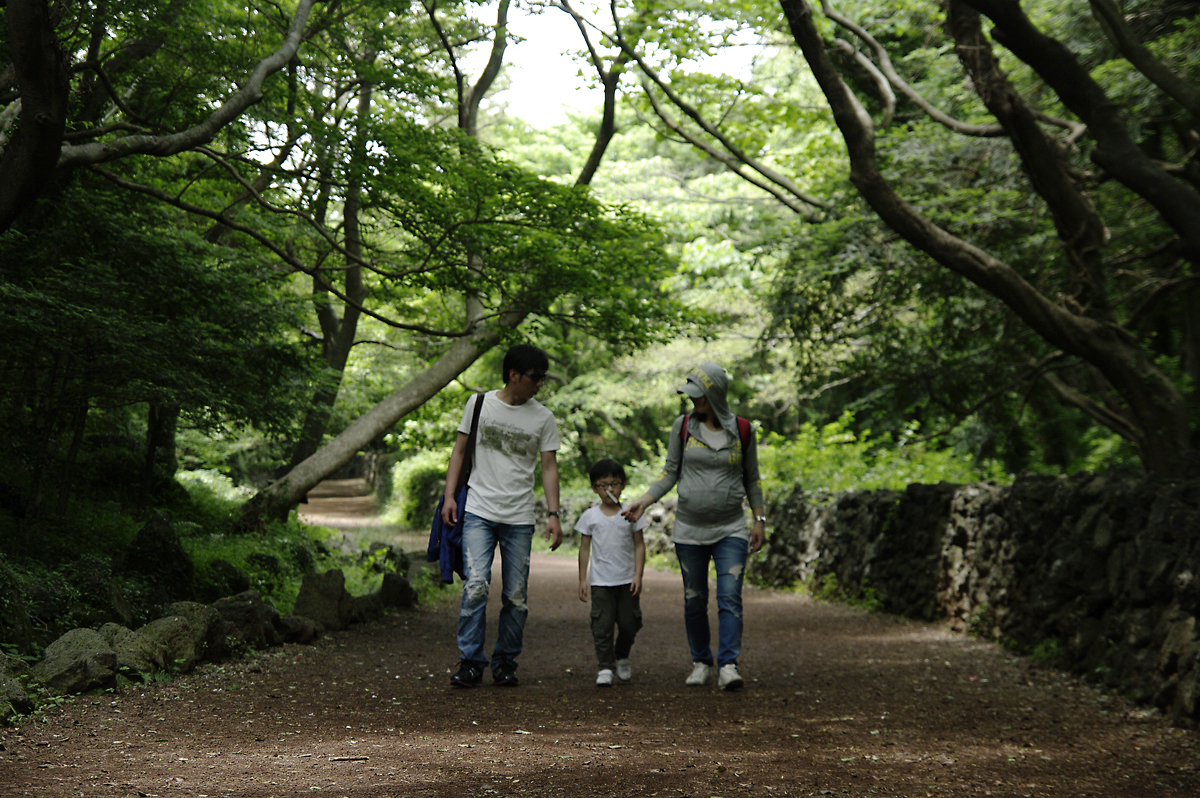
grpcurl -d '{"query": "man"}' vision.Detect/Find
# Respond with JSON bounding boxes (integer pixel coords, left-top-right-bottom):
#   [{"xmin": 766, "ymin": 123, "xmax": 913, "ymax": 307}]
[{"xmin": 441, "ymin": 344, "xmax": 563, "ymax": 687}]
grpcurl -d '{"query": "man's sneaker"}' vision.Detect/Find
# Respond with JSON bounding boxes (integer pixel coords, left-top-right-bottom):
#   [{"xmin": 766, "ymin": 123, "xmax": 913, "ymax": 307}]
[
  {"xmin": 718, "ymin": 663, "xmax": 744, "ymax": 691},
  {"xmin": 615, "ymin": 658, "xmax": 633, "ymax": 683},
  {"xmin": 685, "ymin": 662, "xmax": 711, "ymax": 686},
  {"xmin": 492, "ymin": 663, "xmax": 519, "ymax": 687},
  {"xmin": 450, "ymin": 662, "xmax": 483, "ymax": 688},
  {"xmin": 596, "ymin": 668, "xmax": 614, "ymax": 687}
]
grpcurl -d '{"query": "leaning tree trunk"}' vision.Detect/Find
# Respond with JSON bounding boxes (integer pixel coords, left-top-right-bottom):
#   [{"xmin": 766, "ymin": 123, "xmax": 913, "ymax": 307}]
[
  {"xmin": 238, "ymin": 314, "xmax": 523, "ymax": 528},
  {"xmin": 777, "ymin": 0, "xmax": 1193, "ymax": 476}
]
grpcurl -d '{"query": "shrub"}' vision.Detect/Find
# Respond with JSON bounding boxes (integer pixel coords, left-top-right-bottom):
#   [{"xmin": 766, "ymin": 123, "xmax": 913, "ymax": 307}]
[
  {"xmin": 757, "ymin": 412, "xmax": 1008, "ymax": 501},
  {"xmin": 809, "ymin": 572, "xmax": 884, "ymax": 612},
  {"xmin": 385, "ymin": 450, "xmax": 448, "ymax": 529}
]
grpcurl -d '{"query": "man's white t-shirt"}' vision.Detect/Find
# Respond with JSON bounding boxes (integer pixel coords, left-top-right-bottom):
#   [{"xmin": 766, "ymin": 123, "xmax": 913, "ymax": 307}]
[
  {"xmin": 575, "ymin": 504, "xmax": 648, "ymax": 586},
  {"xmin": 459, "ymin": 391, "xmax": 560, "ymax": 526}
]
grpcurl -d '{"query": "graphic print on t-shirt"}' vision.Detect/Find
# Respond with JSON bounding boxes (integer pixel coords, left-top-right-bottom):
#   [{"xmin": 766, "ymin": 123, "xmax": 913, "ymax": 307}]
[{"xmin": 478, "ymin": 420, "xmax": 539, "ymax": 460}]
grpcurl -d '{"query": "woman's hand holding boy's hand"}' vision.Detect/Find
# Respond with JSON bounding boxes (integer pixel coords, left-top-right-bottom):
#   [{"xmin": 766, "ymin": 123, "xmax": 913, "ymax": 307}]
[{"xmin": 621, "ymin": 493, "xmax": 654, "ymax": 522}]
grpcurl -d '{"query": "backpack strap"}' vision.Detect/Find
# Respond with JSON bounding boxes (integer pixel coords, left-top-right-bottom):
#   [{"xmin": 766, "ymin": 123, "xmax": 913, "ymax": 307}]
[
  {"xmin": 675, "ymin": 413, "xmax": 690, "ymax": 481},
  {"xmin": 736, "ymin": 416, "xmax": 750, "ymax": 449},
  {"xmin": 455, "ymin": 392, "xmax": 486, "ymax": 492}
]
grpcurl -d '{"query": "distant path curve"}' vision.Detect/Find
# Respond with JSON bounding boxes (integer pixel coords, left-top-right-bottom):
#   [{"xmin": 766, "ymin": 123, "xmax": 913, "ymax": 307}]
[{"xmin": 297, "ymin": 477, "xmax": 381, "ymax": 529}]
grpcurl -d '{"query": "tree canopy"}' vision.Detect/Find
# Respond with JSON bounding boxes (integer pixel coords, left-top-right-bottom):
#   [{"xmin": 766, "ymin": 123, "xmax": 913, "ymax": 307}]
[
  {"xmin": 3, "ymin": 0, "xmax": 1197, "ymax": 539},
  {"xmin": 569, "ymin": 0, "xmax": 1199, "ymax": 476}
]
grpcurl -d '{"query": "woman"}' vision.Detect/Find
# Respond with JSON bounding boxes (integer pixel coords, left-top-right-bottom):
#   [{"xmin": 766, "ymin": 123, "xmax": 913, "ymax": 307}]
[{"xmin": 623, "ymin": 363, "xmax": 765, "ymax": 690}]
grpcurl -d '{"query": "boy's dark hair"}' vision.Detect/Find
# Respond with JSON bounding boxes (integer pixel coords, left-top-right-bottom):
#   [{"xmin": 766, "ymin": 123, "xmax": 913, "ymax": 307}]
[
  {"xmin": 502, "ymin": 344, "xmax": 550, "ymax": 384},
  {"xmin": 588, "ymin": 459, "xmax": 626, "ymax": 484}
]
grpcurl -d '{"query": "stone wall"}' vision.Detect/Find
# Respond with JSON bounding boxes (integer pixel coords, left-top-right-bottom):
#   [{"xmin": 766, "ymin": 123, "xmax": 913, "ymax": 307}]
[{"xmin": 750, "ymin": 472, "xmax": 1200, "ymax": 726}]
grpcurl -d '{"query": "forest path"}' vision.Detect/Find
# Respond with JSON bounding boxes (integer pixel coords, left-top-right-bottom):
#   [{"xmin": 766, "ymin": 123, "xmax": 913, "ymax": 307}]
[
  {"xmin": 298, "ymin": 478, "xmax": 382, "ymax": 530},
  {"xmin": 298, "ymin": 477, "xmax": 426, "ymax": 551},
  {"xmin": 2, "ymin": 485, "xmax": 1198, "ymax": 796}
]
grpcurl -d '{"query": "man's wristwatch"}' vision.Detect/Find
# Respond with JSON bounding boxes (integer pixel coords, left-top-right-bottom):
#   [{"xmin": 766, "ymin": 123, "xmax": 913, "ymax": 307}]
[
  {"xmin": 754, "ymin": 515, "xmax": 767, "ymax": 523},
  {"xmin": 547, "ymin": 510, "xmax": 560, "ymax": 517}
]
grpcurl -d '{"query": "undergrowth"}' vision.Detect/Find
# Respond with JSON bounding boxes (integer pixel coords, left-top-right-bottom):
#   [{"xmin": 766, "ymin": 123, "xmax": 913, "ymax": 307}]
[
  {"xmin": 808, "ymin": 573, "xmax": 885, "ymax": 612},
  {"xmin": 178, "ymin": 470, "xmax": 443, "ymax": 611}
]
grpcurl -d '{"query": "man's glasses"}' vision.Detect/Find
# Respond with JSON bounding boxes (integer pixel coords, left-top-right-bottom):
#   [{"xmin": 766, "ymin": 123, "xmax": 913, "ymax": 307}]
[
  {"xmin": 522, "ymin": 371, "xmax": 547, "ymax": 383},
  {"xmin": 593, "ymin": 481, "xmax": 624, "ymax": 490}
]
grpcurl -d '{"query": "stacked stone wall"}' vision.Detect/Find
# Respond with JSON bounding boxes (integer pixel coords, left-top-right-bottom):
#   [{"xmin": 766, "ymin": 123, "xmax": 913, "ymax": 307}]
[{"xmin": 750, "ymin": 472, "xmax": 1200, "ymax": 726}]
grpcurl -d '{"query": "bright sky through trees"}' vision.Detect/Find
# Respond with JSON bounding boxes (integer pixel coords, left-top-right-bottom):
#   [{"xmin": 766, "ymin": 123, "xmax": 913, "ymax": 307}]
[{"xmin": 468, "ymin": 2, "xmax": 761, "ymax": 128}]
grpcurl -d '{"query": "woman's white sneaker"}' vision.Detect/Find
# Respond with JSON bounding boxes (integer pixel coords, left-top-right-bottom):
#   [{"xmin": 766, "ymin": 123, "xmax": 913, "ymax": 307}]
[
  {"xmin": 685, "ymin": 662, "xmax": 711, "ymax": 686},
  {"xmin": 718, "ymin": 663, "xmax": 744, "ymax": 691},
  {"xmin": 616, "ymin": 659, "xmax": 633, "ymax": 682},
  {"xmin": 596, "ymin": 669, "xmax": 614, "ymax": 687}
]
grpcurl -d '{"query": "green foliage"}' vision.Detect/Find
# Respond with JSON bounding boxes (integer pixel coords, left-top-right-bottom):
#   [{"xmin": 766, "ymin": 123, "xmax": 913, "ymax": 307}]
[
  {"xmin": 809, "ymin": 572, "xmax": 885, "ymax": 612},
  {"xmin": 384, "ymin": 451, "xmax": 449, "ymax": 530},
  {"xmin": 966, "ymin": 603, "xmax": 996, "ymax": 639},
  {"xmin": 1029, "ymin": 637, "xmax": 1066, "ymax": 668},
  {"xmin": 174, "ymin": 427, "xmax": 292, "ymax": 488},
  {"xmin": 756, "ymin": 412, "xmax": 1008, "ymax": 501},
  {"xmin": 177, "ymin": 472, "xmax": 326, "ymax": 611},
  {"xmin": 1070, "ymin": 427, "xmax": 1141, "ymax": 475},
  {"xmin": 0, "ymin": 177, "xmax": 319, "ymax": 520},
  {"xmin": 176, "ymin": 470, "xmax": 427, "ymax": 611},
  {"xmin": 176, "ymin": 469, "xmax": 257, "ymax": 509},
  {"xmin": 0, "ymin": 180, "xmax": 317, "ymax": 434},
  {"xmin": 184, "ymin": 521, "xmax": 323, "ymax": 614}
]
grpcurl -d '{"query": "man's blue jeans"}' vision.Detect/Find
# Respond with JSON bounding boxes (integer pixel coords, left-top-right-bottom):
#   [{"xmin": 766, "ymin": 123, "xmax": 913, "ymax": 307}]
[
  {"xmin": 675, "ymin": 536, "xmax": 749, "ymax": 668},
  {"xmin": 457, "ymin": 512, "xmax": 534, "ymax": 672}
]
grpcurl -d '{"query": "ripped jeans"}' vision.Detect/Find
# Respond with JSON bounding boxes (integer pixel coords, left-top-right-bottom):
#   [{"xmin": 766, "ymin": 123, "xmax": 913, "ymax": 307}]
[
  {"xmin": 674, "ymin": 536, "xmax": 749, "ymax": 668},
  {"xmin": 457, "ymin": 512, "xmax": 534, "ymax": 672}
]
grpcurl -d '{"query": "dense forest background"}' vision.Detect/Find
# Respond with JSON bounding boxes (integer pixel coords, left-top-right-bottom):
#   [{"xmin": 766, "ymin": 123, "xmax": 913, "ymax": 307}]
[{"xmin": 2, "ymin": 1, "xmax": 1197, "ymax": 658}]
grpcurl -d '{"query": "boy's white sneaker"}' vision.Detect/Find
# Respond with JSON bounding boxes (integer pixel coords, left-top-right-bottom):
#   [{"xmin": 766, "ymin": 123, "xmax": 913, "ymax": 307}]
[
  {"xmin": 616, "ymin": 659, "xmax": 633, "ymax": 682},
  {"xmin": 718, "ymin": 663, "xmax": 744, "ymax": 691},
  {"xmin": 685, "ymin": 662, "xmax": 711, "ymax": 686},
  {"xmin": 596, "ymin": 669, "xmax": 614, "ymax": 687}
]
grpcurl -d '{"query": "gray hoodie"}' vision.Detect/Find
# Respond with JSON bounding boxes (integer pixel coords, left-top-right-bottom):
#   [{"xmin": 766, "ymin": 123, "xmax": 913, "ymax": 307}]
[{"xmin": 647, "ymin": 363, "xmax": 765, "ymax": 534}]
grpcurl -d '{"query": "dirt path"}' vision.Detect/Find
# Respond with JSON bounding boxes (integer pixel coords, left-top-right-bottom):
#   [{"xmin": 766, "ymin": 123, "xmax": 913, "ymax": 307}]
[{"xmin": 2, "ymin": 485, "xmax": 1198, "ymax": 797}]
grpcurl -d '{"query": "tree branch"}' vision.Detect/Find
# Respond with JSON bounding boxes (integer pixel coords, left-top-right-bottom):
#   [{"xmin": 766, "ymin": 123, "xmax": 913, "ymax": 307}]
[
  {"xmin": 641, "ymin": 81, "xmax": 819, "ymax": 217},
  {"xmin": 610, "ymin": 14, "xmax": 829, "ymax": 213},
  {"xmin": 1089, "ymin": 0, "xmax": 1200, "ymax": 120},
  {"xmin": 946, "ymin": 1, "xmax": 1110, "ymax": 317},
  {"xmin": 93, "ymin": 167, "xmax": 470, "ymax": 339},
  {"xmin": 962, "ymin": 0, "xmax": 1200, "ymax": 262},
  {"xmin": 1038, "ymin": 369, "xmax": 1141, "ymax": 444},
  {"xmin": 56, "ymin": 0, "xmax": 320, "ymax": 168},
  {"xmin": 559, "ymin": 0, "xmax": 642, "ymax": 186},
  {"xmin": 779, "ymin": 0, "xmax": 1190, "ymax": 475},
  {"xmin": 462, "ymin": 0, "xmax": 511, "ymax": 136},
  {"xmin": 825, "ymin": 0, "xmax": 1087, "ymax": 140},
  {"xmin": 833, "ymin": 38, "xmax": 894, "ymax": 128}
]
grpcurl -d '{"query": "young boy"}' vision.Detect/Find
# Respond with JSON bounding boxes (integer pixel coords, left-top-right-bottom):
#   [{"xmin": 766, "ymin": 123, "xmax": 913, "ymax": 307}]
[{"xmin": 576, "ymin": 459, "xmax": 648, "ymax": 686}]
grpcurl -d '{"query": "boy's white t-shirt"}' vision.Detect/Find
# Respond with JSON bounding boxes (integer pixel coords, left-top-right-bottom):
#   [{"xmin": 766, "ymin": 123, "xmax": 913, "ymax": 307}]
[
  {"xmin": 575, "ymin": 504, "xmax": 648, "ymax": 586},
  {"xmin": 460, "ymin": 391, "xmax": 560, "ymax": 525}
]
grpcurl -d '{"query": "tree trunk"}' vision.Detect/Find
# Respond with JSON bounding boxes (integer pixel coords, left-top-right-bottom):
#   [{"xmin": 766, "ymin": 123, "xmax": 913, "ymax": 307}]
[
  {"xmin": 287, "ymin": 75, "xmax": 372, "ymax": 469},
  {"xmin": 142, "ymin": 403, "xmax": 179, "ymax": 498},
  {"xmin": 0, "ymin": 0, "xmax": 70, "ymax": 232},
  {"xmin": 946, "ymin": 2, "xmax": 1109, "ymax": 316}
]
